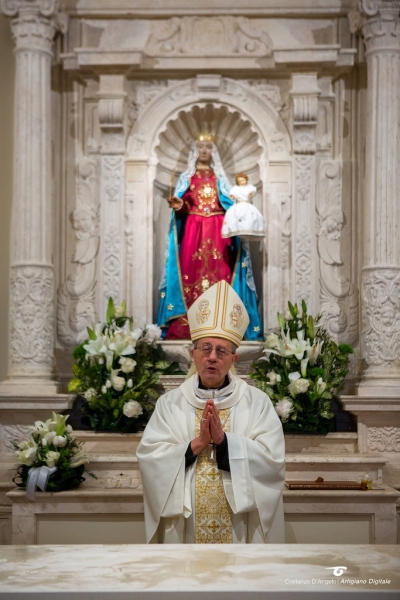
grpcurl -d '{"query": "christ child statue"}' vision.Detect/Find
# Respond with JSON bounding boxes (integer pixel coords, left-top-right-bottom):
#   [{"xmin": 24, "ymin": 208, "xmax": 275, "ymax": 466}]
[{"xmin": 221, "ymin": 173, "xmax": 265, "ymax": 242}]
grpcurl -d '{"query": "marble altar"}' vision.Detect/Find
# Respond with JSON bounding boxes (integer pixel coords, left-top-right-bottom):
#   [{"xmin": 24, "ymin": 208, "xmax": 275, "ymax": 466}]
[{"xmin": 0, "ymin": 544, "xmax": 399, "ymax": 598}]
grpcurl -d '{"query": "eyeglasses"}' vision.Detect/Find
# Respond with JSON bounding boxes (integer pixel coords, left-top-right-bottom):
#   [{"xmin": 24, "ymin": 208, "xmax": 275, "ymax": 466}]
[{"xmin": 195, "ymin": 343, "xmax": 234, "ymax": 359}]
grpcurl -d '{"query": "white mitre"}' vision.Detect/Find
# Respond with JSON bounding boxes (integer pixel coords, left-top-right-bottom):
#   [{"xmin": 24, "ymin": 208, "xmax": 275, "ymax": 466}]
[{"xmin": 187, "ymin": 280, "xmax": 249, "ymax": 345}]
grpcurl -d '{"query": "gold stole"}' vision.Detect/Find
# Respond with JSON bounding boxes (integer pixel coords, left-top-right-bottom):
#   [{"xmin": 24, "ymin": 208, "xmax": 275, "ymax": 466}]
[{"xmin": 194, "ymin": 408, "xmax": 233, "ymax": 543}]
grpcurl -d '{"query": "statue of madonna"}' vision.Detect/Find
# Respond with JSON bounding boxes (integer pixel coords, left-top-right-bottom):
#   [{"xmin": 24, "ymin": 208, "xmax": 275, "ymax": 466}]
[{"xmin": 157, "ymin": 133, "xmax": 262, "ymax": 340}]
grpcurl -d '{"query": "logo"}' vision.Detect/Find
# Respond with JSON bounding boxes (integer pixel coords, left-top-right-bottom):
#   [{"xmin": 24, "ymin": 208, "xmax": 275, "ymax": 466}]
[{"xmin": 325, "ymin": 566, "xmax": 347, "ymax": 577}]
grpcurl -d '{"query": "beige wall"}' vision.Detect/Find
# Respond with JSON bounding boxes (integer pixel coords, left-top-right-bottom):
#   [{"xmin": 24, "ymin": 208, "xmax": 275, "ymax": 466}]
[{"xmin": 0, "ymin": 14, "xmax": 13, "ymax": 382}]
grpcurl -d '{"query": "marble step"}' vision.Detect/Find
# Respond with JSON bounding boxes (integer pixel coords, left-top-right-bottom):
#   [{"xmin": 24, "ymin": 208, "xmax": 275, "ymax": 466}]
[
  {"xmin": 285, "ymin": 454, "xmax": 386, "ymax": 483},
  {"xmin": 73, "ymin": 430, "xmax": 358, "ymax": 456}
]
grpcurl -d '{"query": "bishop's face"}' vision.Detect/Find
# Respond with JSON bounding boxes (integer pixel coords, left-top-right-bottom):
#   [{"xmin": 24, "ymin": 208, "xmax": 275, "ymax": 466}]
[
  {"xmin": 196, "ymin": 141, "xmax": 213, "ymax": 166},
  {"xmin": 191, "ymin": 336, "xmax": 238, "ymax": 388}
]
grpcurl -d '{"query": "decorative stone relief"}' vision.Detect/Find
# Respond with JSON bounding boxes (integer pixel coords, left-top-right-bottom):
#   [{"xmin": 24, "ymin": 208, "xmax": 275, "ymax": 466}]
[
  {"xmin": 3, "ymin": 425, "xmax": 31, "ymax": 452},
  {"xmin": 368, "ymin": 427, "xmax": 400, "ymax": 453},
  {"xmin": 362, "ymin": 269, "xmax": 400, "ymax": 366},
  {"xmin": 103, "ymin": 226, "xmax": 122, "ymax": 302},
  {"xmin": 295, "ymin": 155, "xmax": 313, "ymax": 202},
  {"xmin": 125, "ymin": 194, "xmax": 134, "ymax": 268},
  {"xmin": 316, "ymin": 160, "xmax": 359, "ymax": 345},
  {"xmin": 10, "ymin": 266, "xmax": 54, "ymax": 369},
  {"xmin": 104, "ymin": 156, "xmax": 124, "ymax": 202},
  {"xmin": 57, "ymin": 159, "xmax": 99, "ymax": 347},
  {"xmin": 280, "ymin": 194, "xmax": 292, "ymax": 270},
  {"xmin": 295, "ymin": 226, "xmax": 313, "ymax": 305},
  {"xmin": 145, "ymin": 16, "xmax": 272, "ymax": 57}
]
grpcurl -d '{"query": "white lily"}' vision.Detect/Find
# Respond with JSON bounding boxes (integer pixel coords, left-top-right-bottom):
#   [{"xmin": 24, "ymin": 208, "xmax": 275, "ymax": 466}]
[
  {"xmin": 70, "ymin": 451, "xmax": 89, "ymax": 468},
  {"xmin": 316, "ymin": 377, "xmax": 327, "ymax": 394},
  {"xmin": 307, "ymin": 340, "xmax": 323, "ymax": 366},
  {"xmin": 84, "ymin": 335, "xmax": 107, "ymax": 357},
  {"xmin": 300, "ymin": 358, "xmax": 309, "ymax": 377}
]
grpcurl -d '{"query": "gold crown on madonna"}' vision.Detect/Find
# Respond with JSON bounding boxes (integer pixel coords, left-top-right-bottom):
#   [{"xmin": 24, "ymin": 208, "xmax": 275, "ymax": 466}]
[
  {"xmin": 188, "ymin": 280, "xmax": 249, "ymax": 346},
  {"xmin": 195, "ymin": 131, "xmax": 217, "ymax": 143}
]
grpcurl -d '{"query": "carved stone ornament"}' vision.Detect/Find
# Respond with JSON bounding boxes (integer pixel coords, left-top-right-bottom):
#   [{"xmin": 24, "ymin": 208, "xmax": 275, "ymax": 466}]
[
  {"xmin": 368, "ymin": 427, "xmax": 400, "ymax": 452},
  {"xmin": 10, "ymin": 266, "xmax": 54, "ymax": 369},
  {"xmin": 362, "ymin": 268, "xmax": 400, "ymax": 366},
  {"xmin": 145, "ymin": 16, "xmax": 273, "ymax": 57},
  {"xmin": 295, "ymin": 155, "xmax": 313, "ymax": 203},
  {"xmin": 1, "ymin": 0, "xmax": 67, "ymax": 53},
  {"xmin": 349, "ymin": 0, "xmax": 400, "ymax": 54},
  {"xmin": 103, "ymin": 226, "xmax": 122, "ymax": 302},
  {"xmin": 57, "ymin": 159, "xmax": 99, "ymax": 347},
  {"xmin": 3, "ymin": 425, "xmax": 31, "ymax": 452},
  {"xmin": 295, "ymin": 225, "xmax": 313, "ymax": 305},
  {"xmin": 316, "ymin": 160, "xmax": 359, "ymax": 345}
]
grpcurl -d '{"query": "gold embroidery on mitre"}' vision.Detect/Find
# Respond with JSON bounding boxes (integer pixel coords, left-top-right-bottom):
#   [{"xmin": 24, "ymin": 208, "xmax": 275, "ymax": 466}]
[
  {"xmin": 229, "ymin": 303, "xmax": 244, "ymax": 329},
  {"xmin": 196, "ymin": 299, "xmax": 211, "ymax": 324},
  {"xmin": 195, "ymin": 408, "xmax": 232, "ymax": 544}
]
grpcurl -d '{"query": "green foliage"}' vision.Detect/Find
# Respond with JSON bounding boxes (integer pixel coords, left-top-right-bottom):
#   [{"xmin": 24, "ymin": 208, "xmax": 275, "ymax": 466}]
[
  {"xmin": 250, "ymin": 300, "xmax": 353, "ymax": 434},
  {"xmin": 68, "ymin": 299, "xmax": 182, "ymax": 433}
]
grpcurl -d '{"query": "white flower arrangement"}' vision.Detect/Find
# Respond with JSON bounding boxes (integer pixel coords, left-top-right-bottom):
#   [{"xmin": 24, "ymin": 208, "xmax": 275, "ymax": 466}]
[
  {"xmin": 13, "ymin": 412, "xmax": 94, "ymax": 495},
  {"xmin": 68, "ymin": 298, "xmax": 180, "ymax": 432},
  {"xmin": 251, "ymin": 301, "xmax": 353, "ymax": 433}
]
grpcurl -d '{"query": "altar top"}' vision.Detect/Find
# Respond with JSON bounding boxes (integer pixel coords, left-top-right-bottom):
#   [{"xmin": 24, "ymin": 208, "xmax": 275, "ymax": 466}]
[{"xmin": 0, "ymin": 544, "xmax": 398, "ymax": 598}]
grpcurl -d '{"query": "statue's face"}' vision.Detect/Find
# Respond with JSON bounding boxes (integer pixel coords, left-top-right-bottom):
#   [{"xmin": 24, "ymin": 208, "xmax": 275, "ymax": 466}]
[
  {"xmin": 196, "ymin": 141, "xmax": 213, "ymax": 164},
  {"xmin": 236, "ymin": 176, "xmax": 247, "ymax": 186}
]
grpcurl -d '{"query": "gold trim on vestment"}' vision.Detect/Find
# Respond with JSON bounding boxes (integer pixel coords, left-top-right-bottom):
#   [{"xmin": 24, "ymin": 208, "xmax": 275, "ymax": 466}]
[{"xmin": 195, "ymin": 408, "xmax": 233, "ymax": 544}]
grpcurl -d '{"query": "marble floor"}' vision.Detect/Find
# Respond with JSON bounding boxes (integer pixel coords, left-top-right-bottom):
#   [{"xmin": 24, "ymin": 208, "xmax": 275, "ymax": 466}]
[{"xmin": 0, "ymin": 544, "xmax": 399, "ymax": 599}]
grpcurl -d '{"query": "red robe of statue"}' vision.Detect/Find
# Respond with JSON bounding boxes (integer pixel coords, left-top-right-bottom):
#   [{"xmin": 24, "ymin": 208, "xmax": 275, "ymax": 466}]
[{"xmin": 166, "ymin": 168, "xmax": 235, "ymax": 339}]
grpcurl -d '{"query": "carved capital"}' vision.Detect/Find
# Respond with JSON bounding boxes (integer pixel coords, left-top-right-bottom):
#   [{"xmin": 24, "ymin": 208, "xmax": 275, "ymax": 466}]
[
  {"xmin": 362, "ymin": 267, "xmax": 400, "ymax": 367},
  {"xmin": 349, "ymin": 1, "xmax": 400, "ymax": 54},
  {"xmin": 2, "ymin": 0, "xmax": 67, "ymax": 54}
]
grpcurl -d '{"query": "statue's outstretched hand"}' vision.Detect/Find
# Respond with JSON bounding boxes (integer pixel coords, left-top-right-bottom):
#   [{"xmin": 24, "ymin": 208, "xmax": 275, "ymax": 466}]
[{"xmin": 167, "ymin": 196, "xmax": 183, "ymax": 210}]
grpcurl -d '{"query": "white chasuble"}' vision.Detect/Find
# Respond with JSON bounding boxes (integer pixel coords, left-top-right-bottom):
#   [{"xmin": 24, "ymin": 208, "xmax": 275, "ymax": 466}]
[{"xmin": 136, "ymin": 374, "xmax": 285, "ymax": 544}]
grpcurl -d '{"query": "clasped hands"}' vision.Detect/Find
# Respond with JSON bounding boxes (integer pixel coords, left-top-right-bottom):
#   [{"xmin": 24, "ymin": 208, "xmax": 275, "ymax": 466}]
[{"xmin": 190, "ymin": 400, "xmax": 225, "ymax": 456}]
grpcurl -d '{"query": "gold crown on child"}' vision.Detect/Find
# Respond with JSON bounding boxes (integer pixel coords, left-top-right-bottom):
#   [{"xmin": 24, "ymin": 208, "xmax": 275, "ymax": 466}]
[{"xmin": 195, "ymin": 131, "xmax": 217, "ymax": 143}]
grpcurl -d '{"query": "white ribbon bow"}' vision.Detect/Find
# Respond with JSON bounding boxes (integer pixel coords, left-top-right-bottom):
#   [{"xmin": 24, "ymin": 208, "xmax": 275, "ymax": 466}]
[{"xmin": 26, "ymin": 466, "xmax": 57, "ymax": 501}]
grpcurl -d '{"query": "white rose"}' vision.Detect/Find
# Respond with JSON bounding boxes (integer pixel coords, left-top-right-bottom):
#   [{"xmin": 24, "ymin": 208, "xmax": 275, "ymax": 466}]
[
  {"xmin": 110, "ymin": 369, "xmax": 126, "ymax": 392},
  {"xmin": 53, "ymin": 435, "xmax": 67, "ymax": 448},
  {"xmin": 265, "ymin": 334, "xmax": 278, "ymax": 349},
  {"xmin": 105, "ymin": 380, "xmax": 112, "ymax": 389},
  {"xmin": 127, "ymin": 379, "xmax": 133, "ymax": 388},
  {"xmin": 101, "ymin": 385, "xmax": 107, "ymax": 394},
  {"xmin": 123, "ymin": 400, "xmax": 143, "ymax": 419},
  {"xmin": 143, "ymin": 324, "xmax": 162, "ymax": 345},
  {"xmin": 275, "ymin": 398, "xmax": 293, "ymax": 422},
  {"xmin": 84, "ymin": 388, "xmax": 97, "ymax": 401},
  {"xmin": 44, "ymin": 431, "xmax": 56, "ymax": 444},
  {"xmin": 267, "ymin": 371, "xmax": 281, "ymax": 385},
  {"xmin": 288, "ymin": 377, "xmax": 310, "ymax": 397},
  {"xmin": 45, "ymin": 451, "xmax": 60, "ymax": 468},
  {"xmin": 66, "ymin": 424, "xmax": 73, "ymax": 434},
  {"xmin": 119, "ymin": 357, "xmax": 137, "ymax": 373}
]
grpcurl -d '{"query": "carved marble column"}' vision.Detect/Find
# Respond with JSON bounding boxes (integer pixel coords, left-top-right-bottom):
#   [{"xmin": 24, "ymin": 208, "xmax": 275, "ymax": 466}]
[
  {"xmin": 350, "ymin": 1, "xmax": 400, "ymax": 395},
  {"xmin": 290, "ymin": 74, "xmax": 320, "ymax": 315},
  {"xmin": 0, "ymin": 0, "xmax": 66, "ymax": 394},
  {"xmin": 97, "ymin": 75, "xmax": 127, "ymax": 318}
]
